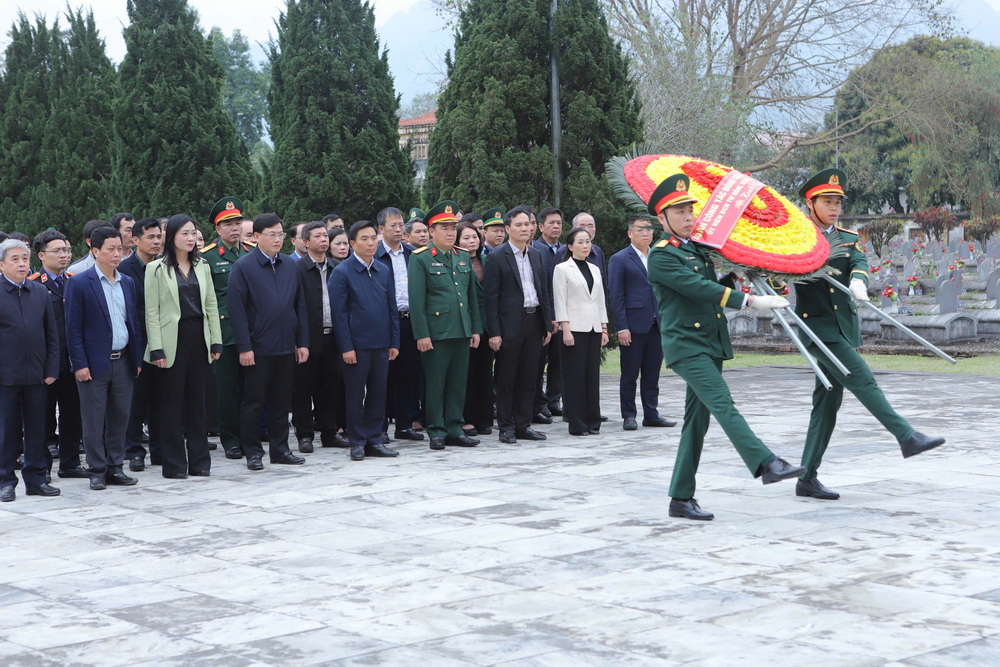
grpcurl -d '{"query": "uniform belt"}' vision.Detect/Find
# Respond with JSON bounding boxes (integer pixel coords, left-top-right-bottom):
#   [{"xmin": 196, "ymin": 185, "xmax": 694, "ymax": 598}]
[
  {"xmin": 110, "ymin": 347, "xmax": 127, "ymax": 360},
  {"xmin": 322, "ymin": 327, "xmax": 333, "ymax": 335},
  {"xmin": 398, "ymin": 311, "xmax": 410, "ymax": 318},
  {"xmin": 523, "ymin": 307, "xmax": 538, "ymax": 314}
]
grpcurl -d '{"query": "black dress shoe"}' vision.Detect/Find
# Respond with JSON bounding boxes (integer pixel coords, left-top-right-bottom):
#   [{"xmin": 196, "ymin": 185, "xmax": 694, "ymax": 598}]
[
  {"xmin": 129, "ymin": 456, "xmax": 145, "ymax": 472},
  {"xmin": 796, "ymin": 477, "xmax": 840, "ymax": 500},
  {"xmin": 462, "ymin": 426, "xmax": 478, "ymax": 437},
  {"xmin": 271, "ymin": 452, "xmax": 305, "ymax": 465},
  {"xmin": 429, "ymin": 437, "xmax": 446, "ymax": 450},
  {"xmin": 476, "ymin": 426, "xmax": 493, "ymax": 435},
  {"xmin": 365, "ymin": 442, "xmax": 399, "ymax": 457},
  {"xmin": 1, "ymin": 486, "xmax": 14, "ymax": 502},
  {"xmin": 498, "ymin": 431, "xmax": 517, "ymax": 444},
  {"xmin": 643, "ymin": 417, "xmax": 678, "ymax": 428},
  {"xmin": 224, "ymin": 448, "xmax": 243, "ymax": 460},
  {"xmin": 247, "ymin": 457, "xmax": 264, "ymax": 470},
  {"xmin": 322, "ymin": 432, "xmax": 351, "ymax": 448},
  {"xmin": 758, "ymin": 457, "xmax": 806, "ymax": 484},
  {"xmin": 669, "ymin": 498, "xmax": 714, "ymax": 520},
  {"xmin": 106, "ymin": 472, "xmax": 138, "ymax": 486},
  {"xmin": 188, "ymin": 470, "xmax": 211, "ymax": 477},
  {"xmin": 58, "ymin": 466, "xmax": 90, "ymax": 479},
  {"xmin": 394, "ymin": 429, "xmax": 425, "ymax": 441},
  {"xmin": 350, "ymin": 445, "xmax": 365, "ymax": 461},
  {"xmin": 207, "ymin": 441, "xmax": 218, "ymax": 451},
  {"xmin": 623, "ymin": 417, "xmax": 638, "ymax": 431},
  {"xmin": 588, "ymin": 428, "xmax": 600, "ymax": 435},
  {"xmin": 445, "ymin": 434, "xmax": 480, "ymax": 447},
  {"xmin": 899, "ymin": 431, "xmax": 945, "ymax": 458},
  {"xmin": 515, "ymin": 427, "xmax": 547, "ymax": 441},
  {"xmin": 532, "ymin": 412, "xmax": 553, "ymax": 425},
  {"xmin": 600, "ymin": 415, "xmax": 608, "ymax": 422},
  {"xmin": 549, "ymin": 405, "xmax": 564, "ymax": 416},
  {"xmin": 568, "ymin": 430, "xmax": 590, "ymax": 436},
  {"xmin": 27, "ymin": 482, "xmax": 61, "ymax": 497},
  {"xmin": 89, "ymin": 477, "xmax": 106, "ymax": 490},
  {"xmin": 163, "ymin": 472, "xmax": 188, "ymax": 480},
  {"xmin": 297, "ymin": 437, "xmax": 314, "ymax": 454}
]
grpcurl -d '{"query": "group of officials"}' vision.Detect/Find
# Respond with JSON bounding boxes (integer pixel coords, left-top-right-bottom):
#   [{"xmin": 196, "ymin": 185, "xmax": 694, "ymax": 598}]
[{"xmin": 0, "ymin": 169, "xmax": 946, "ymax": 519}]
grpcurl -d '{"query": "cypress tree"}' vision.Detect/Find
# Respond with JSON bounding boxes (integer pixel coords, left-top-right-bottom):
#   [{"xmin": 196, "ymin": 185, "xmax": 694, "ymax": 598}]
[
  {"xmin": 267, "ymin": 0, "xmax": 415, "ymax": 222},
  {"xmin": 111, "ymin": 0, "xmax": 255, "ymax": 220},
  {"xmin": 26, "ymin": 9, "xmax": 115, "ymax": 239},
  {"xmin": 0, "ymin": 14, "xmax": 59, "ymax": 232},
  {"xmin": 209, "ymin": 28, "xmax": 269, "ymax": 151}
]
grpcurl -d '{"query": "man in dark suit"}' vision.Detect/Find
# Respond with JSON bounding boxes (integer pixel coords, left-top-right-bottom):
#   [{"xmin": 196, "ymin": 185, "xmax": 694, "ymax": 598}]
[
  {"xmin": 330, "ymin": 220, "xmax": 400, "ymax": 461},
  {"xmin": 30, "ymin": 231, "xmax": 88, "ymax": 480},
  {"xmin": 484, "ymin": 205, "xmax": 555, "ymax": 444},
  {"xmin": 532, "ymin": 206, "xmax": 564, "ymax": 422},
  {"xmin": 0, "ymin": 239, "xmax": 61, "ymax": 501},
  {"xmin": 292, "ymin": 221, "xmax": 343, "ymax": 452},
  {"xmin": 228, "ymin": 213, "xmax": 309, "ymax": 471},
  {"xmin": 64, "ymin": 226, "xmax": 144, "ymax": 491},
  {"xmin": 608, "ymin": 214, "xmax": 677, "ymax": 431},
  {"xmin": 376, "ymin": 207, "xmax": 424, "ymax": 443},
  {"xmin": 117, "ymin": 217, "xmax": 163, "ymax": 471}
]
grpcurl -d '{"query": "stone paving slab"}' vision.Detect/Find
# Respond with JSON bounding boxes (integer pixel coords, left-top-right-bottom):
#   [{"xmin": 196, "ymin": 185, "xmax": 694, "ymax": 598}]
[{"xmin": 1, "ymin": 365, "xmax": 998, "ymax": 665}]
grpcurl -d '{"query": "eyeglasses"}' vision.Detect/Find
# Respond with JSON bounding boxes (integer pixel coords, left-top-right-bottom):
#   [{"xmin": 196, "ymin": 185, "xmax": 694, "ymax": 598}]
[
  {"xmin": 259, "ymin": 232, "xmax": 286, "ymax": 239},
  {"xmin": 631, "ymin": 227, "xmax": 655, "ymax": 234},
  {"xmin": 43, "ymin": 248, "xmax": 73, "ymax": 255}
]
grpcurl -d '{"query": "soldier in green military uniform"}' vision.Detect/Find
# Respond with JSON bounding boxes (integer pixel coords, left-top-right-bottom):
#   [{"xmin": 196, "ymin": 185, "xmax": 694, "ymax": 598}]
[
  {"xmin": 408, "ymin": 200, "xmax": 483, "ymax": 451},
  {"xmin": 646, "ymin": 174, "xmax": 806, "ymax": 520},
  {"xmin": 793, "ymin": 169, "xmax": 945, "ymax": 500},
  {"xmin": 202, "ymin": 196, "xmax": 255, "ymax": 460}
]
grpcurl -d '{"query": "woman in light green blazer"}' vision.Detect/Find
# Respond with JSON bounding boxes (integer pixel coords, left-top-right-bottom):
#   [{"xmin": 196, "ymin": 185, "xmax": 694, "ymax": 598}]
[{"xmin": 145, "ymin": 214, "xmax": 223, "ymax": 479}]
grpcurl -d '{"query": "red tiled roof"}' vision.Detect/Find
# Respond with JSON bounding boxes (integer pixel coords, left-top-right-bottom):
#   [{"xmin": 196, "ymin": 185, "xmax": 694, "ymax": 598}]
[{"xmin": 399, "ymin": 109, "xmax": 437, "ymax": 127}]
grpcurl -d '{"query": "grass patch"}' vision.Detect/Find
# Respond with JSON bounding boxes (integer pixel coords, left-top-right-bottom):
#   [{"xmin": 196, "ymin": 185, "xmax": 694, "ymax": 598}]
[{"xmin": 600, "ymin": 348, "xmax": 1000, "ymax": 375}]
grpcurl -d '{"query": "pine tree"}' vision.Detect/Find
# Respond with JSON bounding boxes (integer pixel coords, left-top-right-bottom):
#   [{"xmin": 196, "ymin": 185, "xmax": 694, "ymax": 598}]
[
  {"xmin": 0, "ymin": 14, "xmax": 60, "ymax": 232},
  {"xmin": 26, "ymin": 9, "xmax": 115, "ymax": 239},
  {"xmin": 111, "ymin": 0, "xmax": 255, "ymax": 221},
  {"xmin": 209, "ymin": 28, "xmax": 269, "ymax": 151},
  {"xmin": 266, "ymin": 0, "xmax": 415, "ymax": 222},
  {"xmin": 425, "ymin": 0, "xmax": 641, "ymax": 247}
]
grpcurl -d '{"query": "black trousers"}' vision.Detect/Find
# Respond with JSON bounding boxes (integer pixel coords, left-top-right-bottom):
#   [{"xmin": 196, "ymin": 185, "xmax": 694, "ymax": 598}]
[
  {"xmin": 0, "ymin": 384, "xmax": 47, "ymax": 489},
  {"xmin": 561, "ymin": 331, "xmax": 602, "ymax": 434},
  {"xmin": 495, "ymin": 310, "xmax": 544, "ymax": 433},
  {"xmin": 342, "ymin": 348, "xmax": 388, "ymax": 448},
  {"xmin": 158, "ymin": 319, "xmax": 211, "ymax": 477},
  {"xmin": 385, "ymin": 314, "xmax": 421, "ymax": 432},
  {"xmin": 77, "ymin": 356, "xmax": 134, "ymax": 478},
  {"xmin": 618, "ymin": 323, "xmax": 664, "ymax": 420},
  {"xmin": 464, "ymin": 343, "xmax": 494, "ymax": 430},
  {"xmin": 292, "ymin": 330, "xmax": 342, "ymax": 444},
  {"xmin": 125, "ymin": 361, "xmax": 161, "ymax": 462},
  {"xmin": 44, "ymin": 369, "xmax": 82, "ymax": 472},
  {"xmin": 534, "ymin": 337, "xmax": 562, "ymax": 413},
  {"xmin": 240, "ymin": 353, "xmax": 294, "ymax": 460}
]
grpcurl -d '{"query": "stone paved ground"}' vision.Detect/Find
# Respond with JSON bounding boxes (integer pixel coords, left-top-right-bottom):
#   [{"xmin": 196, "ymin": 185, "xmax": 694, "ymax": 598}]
[{"xmin": 1, "ymin": 366, "xmax": 998, "ymax": 666}]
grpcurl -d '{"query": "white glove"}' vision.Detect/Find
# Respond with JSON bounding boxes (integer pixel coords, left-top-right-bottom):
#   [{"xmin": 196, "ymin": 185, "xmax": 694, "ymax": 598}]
[
  {"xmin": 849, "ymin": 278, "xmax": 870, "ymax": 302},
  {"xmin": 749, "ymin": 295, "xmax": 790, "ymax": 310}
]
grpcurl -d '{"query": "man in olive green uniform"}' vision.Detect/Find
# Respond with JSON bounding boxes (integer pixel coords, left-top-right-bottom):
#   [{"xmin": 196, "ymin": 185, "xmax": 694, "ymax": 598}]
[
  {"xmin": 646, "ymin": 174, "xmax": 806, "ymax": 520},
  {"xmin": 408, "ymin": 200, "xmax": 483, "ymax": 451},
  {"xmin": 793, "ymin": 169, "xmax": 945, "ymax": 500},
  {"xmin": 202, "ymin": 196, "xmax": 255, "ymax": 459}
]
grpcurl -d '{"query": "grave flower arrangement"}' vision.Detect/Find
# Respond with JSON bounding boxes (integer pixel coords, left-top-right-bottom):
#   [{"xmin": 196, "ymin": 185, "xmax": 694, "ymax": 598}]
[
  {"xmin": 870, "ymin": 264, "xmax": 881, "ymax": 274},
  {"xmin": 882, "ymin": 286, "xmax": 898, "ymax": 301},
  {"xmin": 906, "ymin": 275, "xmax": 920, "ymax": 287}
]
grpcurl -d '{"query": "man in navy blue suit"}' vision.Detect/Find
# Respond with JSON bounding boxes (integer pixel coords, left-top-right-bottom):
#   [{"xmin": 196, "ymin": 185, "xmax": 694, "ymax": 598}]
[
  {"xmin": 65, "ymin": 226, "xmax": 144, "ymax": 490},
  {"xmin": 0, "ymin": 239, "xmax": 61, "ymax": 502},
  {"xmin": 330, "ymin": 220, "xmax": 401, "ymax": 461},
  {"xmin": 608, "ymin": 215, "xmax": 676, "ymax": 431}
]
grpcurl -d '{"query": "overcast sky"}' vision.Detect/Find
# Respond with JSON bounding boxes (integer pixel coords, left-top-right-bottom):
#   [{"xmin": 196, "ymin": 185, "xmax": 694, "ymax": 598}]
[{"xmin": 2, "ymin": 0, "xmax": 1000, "ymax": 106}]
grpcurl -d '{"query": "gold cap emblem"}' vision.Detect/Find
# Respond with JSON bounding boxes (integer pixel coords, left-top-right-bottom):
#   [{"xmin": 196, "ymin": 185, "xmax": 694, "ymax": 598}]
[
  {"xmin": 676, "ymin": 180, "xmax": 687, "ymax": 191},
  {"xmin": 445, "ymin": 205, "xmax": 453, "ymax": 214},
  {"xmin": 829, "ymin": 175, "xmax": 839, "ymax": 185},
  {"xmin": 225, "ymin": 201, "xmax": 235, "ymax": 210}
]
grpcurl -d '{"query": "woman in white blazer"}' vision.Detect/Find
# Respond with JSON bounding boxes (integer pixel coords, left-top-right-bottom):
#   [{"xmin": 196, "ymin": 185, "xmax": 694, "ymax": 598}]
[{"xmin": 553, "ymin": 227, "xmax": 609, "ymax": 435}]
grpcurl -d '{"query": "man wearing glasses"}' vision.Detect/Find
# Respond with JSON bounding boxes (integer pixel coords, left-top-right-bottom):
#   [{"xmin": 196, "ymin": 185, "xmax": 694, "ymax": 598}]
[
  {"xmin": 228, "ymin": 213, "xmax": 309, "ymax": 471},
  {"xmin": 608, "ymin": 214, "xmax": 677, "ymax": 431}
]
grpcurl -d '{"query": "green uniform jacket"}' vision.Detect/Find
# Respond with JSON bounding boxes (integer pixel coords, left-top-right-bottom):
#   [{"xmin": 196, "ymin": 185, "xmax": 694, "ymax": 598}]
[
  {"xmin": 408, "ymin": 243, "xmax": 483, "ymax": 341},
  {"xmin": 794, "ymin": 227, "xmax": 868, "ymax": 347},
  {"xmin": 647, "ymin": 234, "xmax": 746, "ymax": 367},
  {"xmin": 201, "ymin": 240, "xmax": 254, "ymax": 346}
]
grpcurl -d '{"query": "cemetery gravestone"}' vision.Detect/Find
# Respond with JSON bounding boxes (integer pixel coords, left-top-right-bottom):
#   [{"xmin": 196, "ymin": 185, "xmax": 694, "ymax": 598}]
[{"xmin": 937, "ymin": 280, "xmax": 959, "ymax": 314}]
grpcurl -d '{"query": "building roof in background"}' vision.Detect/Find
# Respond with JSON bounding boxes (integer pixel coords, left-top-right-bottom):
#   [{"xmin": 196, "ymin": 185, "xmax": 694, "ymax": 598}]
[{"xmin": 399, "ymin": 110, "xmax": 437, "ymax": 127}]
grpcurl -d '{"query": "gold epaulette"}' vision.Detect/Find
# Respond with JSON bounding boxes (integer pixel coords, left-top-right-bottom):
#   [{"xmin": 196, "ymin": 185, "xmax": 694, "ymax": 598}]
[
  {"xmin": 200, "ymin": 243, "xmax": 217, "ymax": 253},
  {"xmin": 412, "ymin": 246, "xmax": 428, "ymax": 254},
  {"xmin": 27, "ymin": 272, "xmax": 41, "ymax": 281},
  {"xmin": 242, "ymin": 241, "xmax": 256, "ymax": 249},
  {"xmin": 655, "ymin": 239, "xmax": 669, "ymax": 248},
  {"xmin": 834, "ymin": 226, "xmax": 858, "ymax": 237}
]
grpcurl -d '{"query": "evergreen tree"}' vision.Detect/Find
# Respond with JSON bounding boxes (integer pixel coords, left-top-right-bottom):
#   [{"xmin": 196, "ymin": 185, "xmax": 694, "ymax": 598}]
[
  {"xmin": 425, "ymin": 0, "xmax": 641, "ymax": 248},
  {"xmin": 267, "ymin": 0, "xmax": 415, "ymax": 222},
  {"xmin": 111, "ymin": 0, "xmax": 255, "ymax": 221},
  {"xmin": 26, "ymin": 9, "xmax": 115, "ymax": 239},
  {"xmin": 210, "ymin": 28, "xmax": 269, "ymax": 150},
  {"xmin": 0, "ymin": 14, "xmax": 59, "ymax": 232}
]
